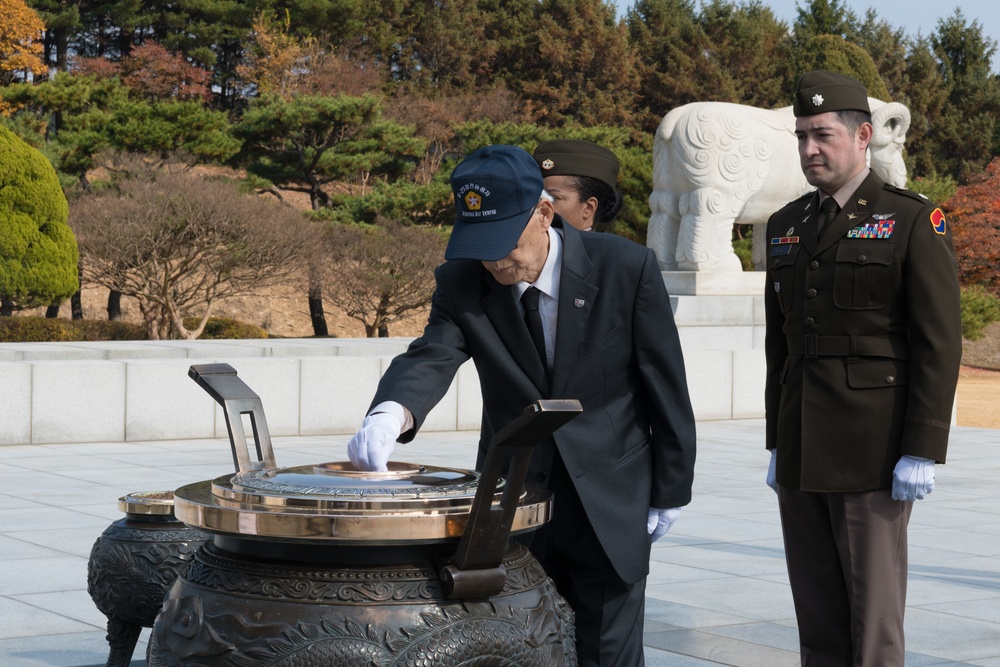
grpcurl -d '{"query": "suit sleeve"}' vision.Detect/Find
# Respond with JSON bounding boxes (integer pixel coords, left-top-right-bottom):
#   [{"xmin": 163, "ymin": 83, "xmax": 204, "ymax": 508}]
[
  {"xmin": 369, "ymin": 265, "xmax": 470, "ymax": 442},
  {"xmin": 900, "ymin": 203, "xmax": 962, "ymax": 462},
  {"xmin": 633, "ymin": 248, "xmax": 697, "ymax": 509}
]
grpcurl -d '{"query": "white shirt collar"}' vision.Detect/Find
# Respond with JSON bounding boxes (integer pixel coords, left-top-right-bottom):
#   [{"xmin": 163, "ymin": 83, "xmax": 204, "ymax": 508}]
[{"xmin": 516, "ymin": 226, "xmax": 562, "ymax": 301}]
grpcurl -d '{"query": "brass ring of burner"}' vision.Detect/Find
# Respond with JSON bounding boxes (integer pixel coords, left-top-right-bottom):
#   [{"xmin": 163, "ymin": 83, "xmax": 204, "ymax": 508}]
[
  {"xmin": 172, "ymin": 481, "xmax": 552, "ymax": 544},
  {"xmin": 118, "ymin": 490, "xmax": 176, "ymax": 516}
]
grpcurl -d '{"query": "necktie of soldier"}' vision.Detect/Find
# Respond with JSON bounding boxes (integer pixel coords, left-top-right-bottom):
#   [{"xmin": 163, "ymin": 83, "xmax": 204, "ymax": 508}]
[
  {"xmin": 521, "ymin": 287, "xmax": 547, "ymax": 370},
  {"xmin": 818, "ymin": 196, "xmax": 839, "ymax": 234}
]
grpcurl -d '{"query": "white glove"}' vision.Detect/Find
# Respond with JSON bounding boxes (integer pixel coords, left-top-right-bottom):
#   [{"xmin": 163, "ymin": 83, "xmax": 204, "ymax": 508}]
[
  {"xmin": 766, "ymin": 449, "xmax": 778, "ymax": 493},
  {"xmin": 647, "ymin": 506, "xmax": 682, "ymax": 542},
  {"xmin": 892, "ymin": 455, "xmax": 935, "ymax": 502},
  {"xmin": 347, "ymin": 412, "xmax": 401, "ymax": 472}
]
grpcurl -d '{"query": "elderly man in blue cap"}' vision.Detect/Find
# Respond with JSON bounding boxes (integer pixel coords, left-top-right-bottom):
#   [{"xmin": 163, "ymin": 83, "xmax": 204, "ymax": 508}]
[{"xmin": 347, "ymin": 144, "xmax": 697, "ymax": 666}]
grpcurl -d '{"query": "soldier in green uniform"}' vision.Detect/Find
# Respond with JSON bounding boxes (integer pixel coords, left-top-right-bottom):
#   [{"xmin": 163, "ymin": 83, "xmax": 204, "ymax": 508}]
[
  {"xmin": 763, "ymin": 70, "xmax": 963, "ymax": 666},
  {"xmin": 533, "ymin": 139, "xmax": 623, "ymax": 232}
]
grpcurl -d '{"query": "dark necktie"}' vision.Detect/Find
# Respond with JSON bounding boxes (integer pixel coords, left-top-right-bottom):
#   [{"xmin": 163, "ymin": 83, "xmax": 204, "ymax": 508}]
[
  {"xmin": 818, "ymin": 197, "xmax": 839, "ymax": 234},
  {"xmin": 521, "ymin": 286, "xmax": 547, "ymax": 370}
]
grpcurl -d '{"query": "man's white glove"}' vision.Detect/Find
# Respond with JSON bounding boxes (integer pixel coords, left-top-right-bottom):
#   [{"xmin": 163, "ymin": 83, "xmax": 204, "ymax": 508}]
[
  {"xmin": 347, "ymin": 412, "xmax": 401, "ymax": 472},
  {"xmin": 647, "ymin": 507, "xmax": 681, "ymax": 542},
  {"xmin": 892, "ymin": 455, "xmax": 935, "ymax": 502},
  {"xmin": 766, "ymin": 449, "xmax": 778, "ymax": 493}
]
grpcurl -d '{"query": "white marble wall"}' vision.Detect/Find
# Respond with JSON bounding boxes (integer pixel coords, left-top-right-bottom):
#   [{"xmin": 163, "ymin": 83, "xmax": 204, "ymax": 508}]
[{"xmin": 0, "ymin": 279, "xmax": 767, "ymax": 445}]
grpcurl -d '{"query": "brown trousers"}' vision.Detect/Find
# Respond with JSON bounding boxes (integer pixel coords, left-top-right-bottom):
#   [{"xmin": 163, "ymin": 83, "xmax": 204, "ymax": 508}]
[{"xmin": 778, "ymin": 487, "xmax": 913, "ymax": 667}]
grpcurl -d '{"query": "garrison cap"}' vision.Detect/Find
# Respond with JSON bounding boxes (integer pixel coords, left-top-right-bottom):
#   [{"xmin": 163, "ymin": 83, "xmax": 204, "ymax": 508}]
[
  {"xmin": 533, "ymin": 139, "xmax": 620, "ymax": 190},
  {"xmin": 793, "ymin": 70, "xmax": 871, "ymax": 117}
]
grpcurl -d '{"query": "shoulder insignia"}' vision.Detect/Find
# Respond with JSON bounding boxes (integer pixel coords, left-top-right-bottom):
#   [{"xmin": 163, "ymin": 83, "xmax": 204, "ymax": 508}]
[
  {"xmin": 884, "ymin": 183, "xmax": 935, "ymax": 205},
  {"xmin": 930, "ymin": 208, "xmax": 947, "ymax": 235}
]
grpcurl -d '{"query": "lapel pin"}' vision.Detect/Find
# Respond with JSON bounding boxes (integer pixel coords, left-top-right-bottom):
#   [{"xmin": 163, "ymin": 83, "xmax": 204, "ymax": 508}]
[
  {"xmin": 857, "ymin": 198, "xmax": 868, "ymax": 206},
  {"xmin": 574, "ymin": 298, "xmax": 585, "ymax": 308}
]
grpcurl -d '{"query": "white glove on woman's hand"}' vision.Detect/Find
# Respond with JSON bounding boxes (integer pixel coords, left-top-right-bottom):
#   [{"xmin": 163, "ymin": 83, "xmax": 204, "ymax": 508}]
[
  {"xmin": 347, "ymin": 412, "xmax": 401, "ymax": 472},
  {"xmin": 647, "ymin": 507, "xmax": 682, "ymax": 542},
  {"xmin": 766, "ymin": 449, "xmax": 778, "ymax": 493},
  {"xmin": 892, "ymin": 455, "xmax": 935, "ymax": 502}
]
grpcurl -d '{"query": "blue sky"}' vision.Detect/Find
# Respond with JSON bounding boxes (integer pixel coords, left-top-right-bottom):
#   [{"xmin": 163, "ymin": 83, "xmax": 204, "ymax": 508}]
[{"xmin": 611, "ymin": 0, "xmax": 1000, "ymax": 73}]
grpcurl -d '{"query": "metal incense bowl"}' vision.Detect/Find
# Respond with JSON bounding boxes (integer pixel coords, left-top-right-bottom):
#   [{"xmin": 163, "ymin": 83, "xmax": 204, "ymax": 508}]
[{"xmin": 145, "ymin": 363, "xmax": 583, "ymax": 667}]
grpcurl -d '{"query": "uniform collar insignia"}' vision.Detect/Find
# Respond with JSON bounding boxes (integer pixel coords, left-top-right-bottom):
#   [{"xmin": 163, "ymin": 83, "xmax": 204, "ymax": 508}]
[{"xmin": 848, "ymin": 214, "xmax": 857, "ymax": 220}]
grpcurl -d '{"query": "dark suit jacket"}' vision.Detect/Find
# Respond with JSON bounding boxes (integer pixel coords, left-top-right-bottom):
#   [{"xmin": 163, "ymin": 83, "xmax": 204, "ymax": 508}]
[
  {"xmin": 764, "ymin": 171, "xmax": 962, "ymax": 492},
  {"xmin": 371, "ymin": 219, "xmax": 697, "ymax": 583}
]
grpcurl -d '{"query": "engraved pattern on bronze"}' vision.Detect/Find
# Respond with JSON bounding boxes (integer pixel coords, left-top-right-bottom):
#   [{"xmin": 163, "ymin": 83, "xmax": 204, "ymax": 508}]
[
  {"xmin": 182, "ymin": 543, "xmax": 546, "ymax": 603},
  {"xmin": 148, "ymin": 578, "xmax": 576, "ymax": 666},
  {"xmin": 87, "ymin": 517, "xmax": 211, "ymax": 667}
]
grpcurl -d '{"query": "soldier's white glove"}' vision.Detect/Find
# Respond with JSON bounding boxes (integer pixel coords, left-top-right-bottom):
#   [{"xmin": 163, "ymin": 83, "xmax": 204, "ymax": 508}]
[
  {"xmin": 892, "ymin": 455, "xmax": 935, "ymax": 502},
  {"xmin": 647, "ymin": 507, "xmax": 681, "ymax": 542},
  {"xmin": 766, "ymin": 449, "xmax": 778, "ymax": 493},
  {"xmin": 347, "ymin": 412, "xmax": 401, "ymax": 472}
]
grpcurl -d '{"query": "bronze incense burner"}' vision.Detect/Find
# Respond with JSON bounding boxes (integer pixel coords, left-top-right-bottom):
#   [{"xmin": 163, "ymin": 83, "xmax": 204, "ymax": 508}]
[
  {"xmin": 145, "ymin": 363, "xmax": 581, "ymax": 666},
  {"xmin": 87, "ymin": 490, "xmax": 211, "ymax": 667}
]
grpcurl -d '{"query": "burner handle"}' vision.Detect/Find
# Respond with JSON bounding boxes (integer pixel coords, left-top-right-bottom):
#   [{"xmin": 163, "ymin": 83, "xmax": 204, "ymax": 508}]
[
  {"xmin": 188, "ymin": 363, "xmax": 276, "ymax": 473},
  {"xmin": 441, "ymin": 399, "xmax": 582, "ymax": 599}
]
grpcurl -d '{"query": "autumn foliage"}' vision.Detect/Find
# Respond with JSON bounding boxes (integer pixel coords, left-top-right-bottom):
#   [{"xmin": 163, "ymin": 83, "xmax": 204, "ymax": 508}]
[
  {"xmin": 0, "ymin": 0, "xmax": 46, "ymax": 86},
  {"xmin": 74, "ymin": 42, "xmax": 212, "ymax": 103},
  {"xmin": 946, "ymin": 157, "xmax": 1000, "ymax": 295}
]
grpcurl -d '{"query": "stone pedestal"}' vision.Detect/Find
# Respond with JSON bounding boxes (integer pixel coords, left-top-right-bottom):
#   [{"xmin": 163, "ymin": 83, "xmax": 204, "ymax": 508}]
[{"xmin": 663, "ymin": 271, "xmax": 766, "ymax": 420}]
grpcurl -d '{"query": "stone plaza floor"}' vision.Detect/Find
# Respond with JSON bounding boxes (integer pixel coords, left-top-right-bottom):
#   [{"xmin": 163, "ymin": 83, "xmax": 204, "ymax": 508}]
[{"xmin": 0, "ymin": 419, "xmax": 998, "ymax": 666}]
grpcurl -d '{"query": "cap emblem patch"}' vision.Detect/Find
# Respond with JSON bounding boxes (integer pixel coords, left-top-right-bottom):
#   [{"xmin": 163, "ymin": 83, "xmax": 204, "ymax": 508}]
[{"xmin": 464, "ymin": 191, "xmax": 482, "ymax": 210}]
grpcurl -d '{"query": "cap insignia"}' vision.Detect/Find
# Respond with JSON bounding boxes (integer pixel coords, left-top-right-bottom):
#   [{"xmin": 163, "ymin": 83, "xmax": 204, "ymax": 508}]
[
  {"xmin": 812, "ymin": 94, "xmax": 824, "ymax": 106},
  {"xmin": 541, "ymin": 159, "xmax": 554, "ymax": 170},
  {"xmin": 464, "ymin": 191, "xmax": 482, "ymax": 210}
]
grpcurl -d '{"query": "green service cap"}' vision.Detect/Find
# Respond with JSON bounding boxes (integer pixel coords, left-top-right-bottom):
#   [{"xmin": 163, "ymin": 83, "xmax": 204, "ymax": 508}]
[
  {"xmin": 533, "ymin": 139, "xmax": 620, "ymax": 189},
  {"xmin": 793, "ymin": 70, "xmax": 870, "ymax": 117}
]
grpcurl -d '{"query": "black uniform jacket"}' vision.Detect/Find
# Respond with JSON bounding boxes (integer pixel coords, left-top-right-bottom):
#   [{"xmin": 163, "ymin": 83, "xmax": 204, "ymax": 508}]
[
  {"xmin": 764, "ymin": 171, "xmax": 962, "ymax": 492},
  {"xmin": 371, "ymin": 218, "xmax": 697, "ymax": 583}
]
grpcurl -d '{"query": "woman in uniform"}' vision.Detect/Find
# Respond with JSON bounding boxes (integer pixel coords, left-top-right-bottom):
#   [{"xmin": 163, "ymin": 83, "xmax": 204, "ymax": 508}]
[{"xmin": 533, "ymin": 139, "xmax": 623, "ymax": 231}]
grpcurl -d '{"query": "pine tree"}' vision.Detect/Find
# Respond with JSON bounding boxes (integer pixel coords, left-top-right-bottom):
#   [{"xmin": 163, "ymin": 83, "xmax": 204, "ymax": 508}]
[{"xmin": 0, "ymin": 125, "xmax": 78, "ymax": 315}]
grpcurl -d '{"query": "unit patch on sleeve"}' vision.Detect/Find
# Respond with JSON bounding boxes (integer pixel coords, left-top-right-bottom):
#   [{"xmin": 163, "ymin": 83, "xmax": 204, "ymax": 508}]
[{"xmin": 930, "ymin": 208, "xmax": 947, "ymax": 235}]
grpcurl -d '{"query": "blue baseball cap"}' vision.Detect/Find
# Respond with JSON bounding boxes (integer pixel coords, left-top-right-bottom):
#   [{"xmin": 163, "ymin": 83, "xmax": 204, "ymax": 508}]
[{"xmin": 446, "ymin": 145, "xmax": 544, "ymax": 261}]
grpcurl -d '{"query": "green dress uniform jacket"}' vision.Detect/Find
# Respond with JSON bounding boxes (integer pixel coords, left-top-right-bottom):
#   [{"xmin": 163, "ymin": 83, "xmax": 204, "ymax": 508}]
[{"xmin": 764, "ymin": 171, "xmax": 962, "ymax": 492}]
